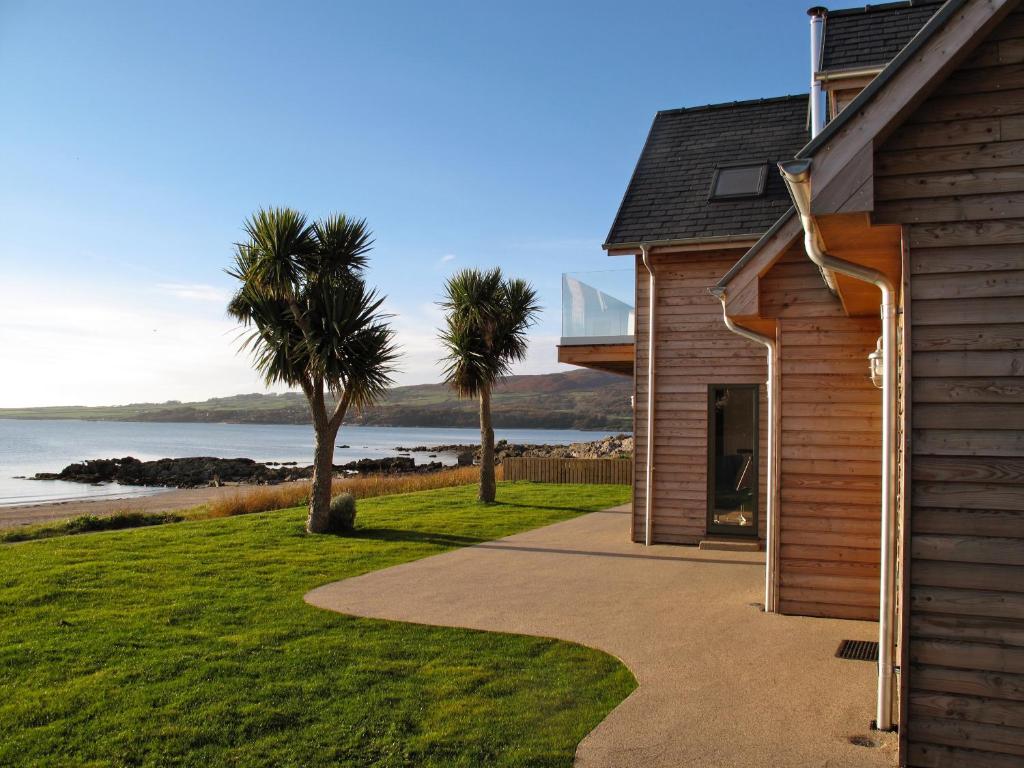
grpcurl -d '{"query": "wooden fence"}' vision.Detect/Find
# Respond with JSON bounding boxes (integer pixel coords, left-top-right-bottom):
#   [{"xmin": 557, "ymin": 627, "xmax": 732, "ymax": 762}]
[{"xmin": 501, "ymin": 457, "xmax": 632, "ymax": 485}]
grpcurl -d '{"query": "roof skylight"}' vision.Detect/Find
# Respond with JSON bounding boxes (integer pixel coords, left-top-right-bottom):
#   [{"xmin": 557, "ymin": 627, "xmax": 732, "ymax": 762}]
[{"xmin": 709, "ymin": 163, "xmax": 768, "ymax": 200}]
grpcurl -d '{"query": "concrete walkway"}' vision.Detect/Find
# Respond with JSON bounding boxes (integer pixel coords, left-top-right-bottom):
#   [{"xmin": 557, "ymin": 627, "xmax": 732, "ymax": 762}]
[{"xmin": 306, "ymin": 506, "xmax": 896, "ymax": 767}]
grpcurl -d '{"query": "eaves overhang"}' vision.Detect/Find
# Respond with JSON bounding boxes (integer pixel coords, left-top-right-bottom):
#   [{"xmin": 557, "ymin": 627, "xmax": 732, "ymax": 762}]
[{"xmin": 714, "ymin": 209, "xmax": 797, "ymax": 290}]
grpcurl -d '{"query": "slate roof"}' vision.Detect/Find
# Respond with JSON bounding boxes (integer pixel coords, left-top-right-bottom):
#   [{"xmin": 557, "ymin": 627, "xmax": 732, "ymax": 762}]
[
  {"xmin": 820, "ymin": 0, "xmax": 945, "ymax": 72},
  {"xmin": 604, "ymin": 95, "xmax": 809, "ymax": 248}
]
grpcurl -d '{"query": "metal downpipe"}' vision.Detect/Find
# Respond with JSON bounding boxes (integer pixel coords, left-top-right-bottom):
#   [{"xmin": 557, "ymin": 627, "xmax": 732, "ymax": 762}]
[
  {"xmin": 780, "ymin": 159, "xmax": 898, "ymax": 732},
  {"xmin": 711, "ymin": 290, "xmax": 780, "ymax": 613},
  {"xmin": 641, "ymin": 246, "xmax": 656, "ymax": 547}
]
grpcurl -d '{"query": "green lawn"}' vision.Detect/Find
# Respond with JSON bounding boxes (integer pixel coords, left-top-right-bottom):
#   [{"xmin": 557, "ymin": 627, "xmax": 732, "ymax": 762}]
[{"xmin": 0, "ymin": 482, "xmax": 634, "ymax": 767}]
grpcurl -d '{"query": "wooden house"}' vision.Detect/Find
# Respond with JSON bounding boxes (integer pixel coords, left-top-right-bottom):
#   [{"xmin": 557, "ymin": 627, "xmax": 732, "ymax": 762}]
[
  {"xmin": 563, "ymin": 1, "xmax": 1024, "ymax": 765},
  {"xmin": 604, "ymin": 95, "xmax": 810, "ymax": 550}
]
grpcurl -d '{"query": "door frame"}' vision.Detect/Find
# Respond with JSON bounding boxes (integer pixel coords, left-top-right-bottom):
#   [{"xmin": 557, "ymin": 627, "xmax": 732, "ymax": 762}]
[{"xmin": 706, "ymin": 383, "xmax": 760, "ymax": 538}]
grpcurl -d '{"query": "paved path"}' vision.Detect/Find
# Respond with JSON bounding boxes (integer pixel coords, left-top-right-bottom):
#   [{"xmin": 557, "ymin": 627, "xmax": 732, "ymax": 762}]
[{"xmin": 306, "ymin": 506, "xmax": 896, "ymax": 767}]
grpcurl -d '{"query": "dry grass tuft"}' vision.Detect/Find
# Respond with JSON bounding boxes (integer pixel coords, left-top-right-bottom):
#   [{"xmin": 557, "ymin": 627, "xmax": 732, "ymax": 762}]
[
  {"xmin": 207, "ymin": 465, "xmax": 492, "ymax": 518},
  {"xmin": 207, "ymin": 483, "xmax": 309, "ymax": 518}
]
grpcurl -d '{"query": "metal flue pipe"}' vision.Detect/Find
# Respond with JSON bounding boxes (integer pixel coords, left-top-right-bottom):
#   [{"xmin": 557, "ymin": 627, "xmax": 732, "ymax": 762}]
[
  {"xmin": 808, "ymin": 7, "xmax": 827, "ymax": 137},
  {"xmin": 779, "ymin": 158, "xmax": 898, "ymax": 731}
]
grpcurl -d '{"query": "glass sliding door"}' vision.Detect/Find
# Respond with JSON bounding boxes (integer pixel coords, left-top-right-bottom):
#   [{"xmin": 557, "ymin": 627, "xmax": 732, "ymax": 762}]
[{"xmin": 707, "ymin": 384, "xmax": 759, "ymax": 537}]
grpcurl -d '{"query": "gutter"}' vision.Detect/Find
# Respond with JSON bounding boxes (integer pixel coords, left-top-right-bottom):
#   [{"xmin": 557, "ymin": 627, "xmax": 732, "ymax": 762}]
[
  {"xmin": 640, "ymin": 245, "xmax": 656, "ymax": 546},
  {"xmin": 814, "ymin": 65, "xmax": 885, "ymax": 84},
  {"xmin": 709, "ymin": 288, "xmax": 781, "ymax": 613},
  {"xmin": 604, "ymin": 233, "xmax": 762, "ymax": 254},
  {"xmin": 780, "ymin": 158, "xmax": 899, "ymax": 732}
]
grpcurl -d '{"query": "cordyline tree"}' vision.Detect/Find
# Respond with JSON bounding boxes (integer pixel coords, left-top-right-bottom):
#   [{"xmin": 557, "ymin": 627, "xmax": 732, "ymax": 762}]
[
  {"xmin": 227, "ymin": 207, "xmax": 398, "ymax": 533},
  {"xmin": 439, "ymin": 268, "xmax": 541, "ymax": 503}
]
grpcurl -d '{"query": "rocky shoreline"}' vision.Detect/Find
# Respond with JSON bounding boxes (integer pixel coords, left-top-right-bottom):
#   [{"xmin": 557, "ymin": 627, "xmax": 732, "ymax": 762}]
[
  {"xmin": 397, "ymin": 433, "xmax": 634, "ymax": 463},
  {"xmin": 31, "ymin": 455, "xmax": 446, "ymax": 489},
  {"xmin": 29, "ymin": 434, "xmax": 633, "ymax": 490}
]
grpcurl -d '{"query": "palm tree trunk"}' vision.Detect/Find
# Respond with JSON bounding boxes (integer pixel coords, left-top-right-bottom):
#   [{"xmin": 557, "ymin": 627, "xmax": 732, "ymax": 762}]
[
  {"xmin": 307, "ymin": 421, "xmax": 337, "ymax": 533},
  {"xmin": 478, "ymin": 385, "xmax": 496, "ymax": 503}
]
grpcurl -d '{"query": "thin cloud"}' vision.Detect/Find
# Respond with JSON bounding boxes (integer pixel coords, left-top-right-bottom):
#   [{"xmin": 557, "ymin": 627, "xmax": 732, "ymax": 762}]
[
  {"xmin": 0, "ymin": 280, "xmax": 279, "ymax": 407},
  {"xmin": 440, "ymin": 254, "xmax": 456, "ymax": 263},
  {"xmin": 158, "ymin": 283, "xmax": 229, "ymax": 302}
]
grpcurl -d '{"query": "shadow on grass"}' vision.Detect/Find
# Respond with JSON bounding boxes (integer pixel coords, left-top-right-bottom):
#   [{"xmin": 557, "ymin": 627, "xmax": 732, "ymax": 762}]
[
  {"xmin": 345, "ymin": 527, "xmax": 486, "ymax": 548},
  {"xmin": 488, "ymin": 501, "xmax": 594, "ymax": 513}
]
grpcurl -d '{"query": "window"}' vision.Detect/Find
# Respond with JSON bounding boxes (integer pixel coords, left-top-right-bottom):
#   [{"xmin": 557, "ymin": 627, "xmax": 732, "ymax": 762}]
[
  {"xmin": 709, "ymin": 163, "xmax": 768, "ymax": 200},
  {"xmin": 707, "ymin": 384, "xmax": 759, "ymax": 536}
]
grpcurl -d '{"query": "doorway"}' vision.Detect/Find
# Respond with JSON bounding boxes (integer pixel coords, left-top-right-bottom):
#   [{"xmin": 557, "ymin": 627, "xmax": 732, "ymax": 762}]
[{"xmin": 707, "ymin": 384, "xmax": 759, "ymax": 537}]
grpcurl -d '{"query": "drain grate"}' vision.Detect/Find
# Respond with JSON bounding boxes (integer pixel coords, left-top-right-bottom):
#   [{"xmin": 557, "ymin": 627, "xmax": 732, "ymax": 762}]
[{"xmin": 836, "ymin": 639, "xmax": 879, "ymax": 661}]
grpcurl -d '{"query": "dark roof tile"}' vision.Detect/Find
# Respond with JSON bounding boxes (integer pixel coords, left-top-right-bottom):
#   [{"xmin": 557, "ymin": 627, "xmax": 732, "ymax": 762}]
[
  {"xmin": 821, "ymin": 0, "xmax": 945, "ymax": 71},
  {"xmin": 605, "ymin": 95, "xmax": 809, "ymax": 247}
]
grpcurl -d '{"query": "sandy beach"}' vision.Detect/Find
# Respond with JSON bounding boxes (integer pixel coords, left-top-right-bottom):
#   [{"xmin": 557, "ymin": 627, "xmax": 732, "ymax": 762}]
[{"xmin": 0, "ymin": 484, "xmax": 291, "ymax": 530}]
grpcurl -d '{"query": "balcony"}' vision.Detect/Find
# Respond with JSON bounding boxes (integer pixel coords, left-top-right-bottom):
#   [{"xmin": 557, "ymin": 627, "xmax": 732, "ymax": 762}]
[{"xmin": 558, "ymin": 270, "xmax": 635, "ymax": 376}]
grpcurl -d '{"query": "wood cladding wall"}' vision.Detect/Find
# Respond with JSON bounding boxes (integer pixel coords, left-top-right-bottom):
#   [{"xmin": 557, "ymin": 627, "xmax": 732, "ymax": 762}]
[
  {"xmin": 760, "ymin": 248, "xmax": 883, "ymax": 621},
  {"xmin": 633, "ymin": 250, "xmax": 767, "ymax": 545},
  {"xmin": 876, "ymin": 14, "xmax": 1024, "ymax": 766}
]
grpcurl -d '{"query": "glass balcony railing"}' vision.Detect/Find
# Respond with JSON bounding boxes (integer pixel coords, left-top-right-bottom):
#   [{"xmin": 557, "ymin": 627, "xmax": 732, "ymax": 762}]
[{"xmin": 560, "ymin": 270, "xmax": 635, "ymax": 345}]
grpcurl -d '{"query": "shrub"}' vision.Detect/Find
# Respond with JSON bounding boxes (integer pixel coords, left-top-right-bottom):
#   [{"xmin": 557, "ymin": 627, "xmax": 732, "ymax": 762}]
[
  {"xmin": 1, "ymin": 511, "xmax": 184, "ymax": 544},
  {"xmin": 327, "ymin": 492, "xmax": 357, "ymax": 532}
]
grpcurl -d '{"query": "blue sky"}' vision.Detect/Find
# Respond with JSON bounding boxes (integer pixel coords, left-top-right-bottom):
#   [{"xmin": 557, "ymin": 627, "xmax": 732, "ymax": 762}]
[{"xmin": 0, "ymin": 0, "xmax": 815, "ymax": 406}]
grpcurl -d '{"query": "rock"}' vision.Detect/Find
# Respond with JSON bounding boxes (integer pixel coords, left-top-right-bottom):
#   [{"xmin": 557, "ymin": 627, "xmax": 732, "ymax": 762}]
[
  {"xmin": 32, "ymin": 456, "xmax": 316, "ymax": 488},
  {"xmin": 393, "ymin": 434, "xmax": 633, "ymax": 465},
  {"xmin": 337, "ymin": 456, "xmax": 417, "ymax": 474}
]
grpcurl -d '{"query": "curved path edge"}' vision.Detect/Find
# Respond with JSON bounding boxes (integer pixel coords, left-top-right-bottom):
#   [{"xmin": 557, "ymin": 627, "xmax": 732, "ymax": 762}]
[{"xmin": 305, "ymin": 506, "xmax": 896, "ymax": 768}]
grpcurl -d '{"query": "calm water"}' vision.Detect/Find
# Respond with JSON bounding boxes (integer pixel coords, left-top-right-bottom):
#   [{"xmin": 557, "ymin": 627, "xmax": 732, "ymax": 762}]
[{"xmin": 0, "ymin": 419, "xmax": 614, "ymax": 507}]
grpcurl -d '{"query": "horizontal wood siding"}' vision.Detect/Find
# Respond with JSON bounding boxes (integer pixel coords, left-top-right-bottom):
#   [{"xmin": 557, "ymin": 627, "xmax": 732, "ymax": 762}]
[
  {"xmin": 877, "ymin": 14, "xmax": 1024, "ymax": 765},
  {"xmin": 634, "ymin": 251, "xmax": 768, "ymax": 545},
  {"xmin": 502, "ymin": 458, "xmax": 632, "ymax": 485},
  {"xmin": 761, "ymin": 248, "xmax": 883, "ymax": 621}
]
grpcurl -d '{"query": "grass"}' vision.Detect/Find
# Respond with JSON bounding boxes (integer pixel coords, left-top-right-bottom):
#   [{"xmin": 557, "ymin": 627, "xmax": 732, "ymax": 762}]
[
  {"xmin": 0, "ymin": 511, "xmax": 185, "ymax": 543},
  {"xmin": 207, "ymin": 465, "xmax": 488, "ymax": 518},
  {"xmin": 0, "ymin": 481, "xmax": 634, "ymax": 767},
  {"xmin": 2, "ymin": 469, "xmax": 491, "ymax": 544}
]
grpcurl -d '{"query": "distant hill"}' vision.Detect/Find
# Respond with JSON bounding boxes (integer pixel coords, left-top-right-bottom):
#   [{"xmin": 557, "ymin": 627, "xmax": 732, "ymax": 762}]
[{"xmin": 0, "ymin": 370, "xmax": 633, "ymax": 431}]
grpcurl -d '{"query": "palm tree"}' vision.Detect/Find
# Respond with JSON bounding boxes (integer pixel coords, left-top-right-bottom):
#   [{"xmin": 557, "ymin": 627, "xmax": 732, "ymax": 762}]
[
  {"xmin": 439, "ymin": 268, "xmax": 541, "ymax": 502},
  {"xmin": 227, "ymin": 207, "xmax": 398, "ymax": 533}
]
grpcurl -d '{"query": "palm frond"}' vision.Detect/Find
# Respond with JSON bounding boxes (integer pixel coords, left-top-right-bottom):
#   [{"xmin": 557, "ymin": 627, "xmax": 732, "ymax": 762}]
[
  {"xmin": 241, "ymin": 207, "xmax": 315, "ymax": 297},
  {"xmin": 227, "ymin": 207, "xmax": 396, "ymax": 408},
  {"xmin": 437, "ymin": 267, "xmax": 542, "ymax": 398},
  {"xmin": 309, "ymin": 214, "xmax": 374, "ymax": 277},
  {"xmin": 495, "ymin": 277, "xmax": 541, "ymax": 364}
]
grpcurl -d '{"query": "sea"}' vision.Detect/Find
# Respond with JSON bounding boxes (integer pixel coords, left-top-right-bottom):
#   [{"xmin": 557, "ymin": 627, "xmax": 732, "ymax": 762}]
[{"xmin": 0, "ymin": 419, "xmax": 615, "ymax": 507}]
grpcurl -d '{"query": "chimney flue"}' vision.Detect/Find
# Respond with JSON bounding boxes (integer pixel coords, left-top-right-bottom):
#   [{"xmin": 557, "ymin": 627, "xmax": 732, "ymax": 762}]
[{"xmin": 808, "ymin": 6, "xmax": 827, "ymax": 137}]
